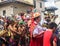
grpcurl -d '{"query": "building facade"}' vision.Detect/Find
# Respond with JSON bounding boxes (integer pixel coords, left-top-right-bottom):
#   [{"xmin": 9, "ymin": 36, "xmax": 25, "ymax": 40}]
[
  {"xmin": 0, "ymin": 0, "xmax": 33, "ymax": 16},
  {"xmin": 33, "ymin": 0, "xmax": 45, "ymax": 12},
  {"xmin": 55, "ymin": 0, "xmax": 60, "ymax": 16},
  {"xmin": 55, "ymin": 0, "xmax": 60, "ymax": 24}
]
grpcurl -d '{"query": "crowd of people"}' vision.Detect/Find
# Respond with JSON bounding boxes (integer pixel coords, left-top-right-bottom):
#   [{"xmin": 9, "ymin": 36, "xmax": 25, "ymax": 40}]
[
  {"xmin": 0, "ymin": 13, "xmax": 31, "ymax": 46},
  {"xmin": 0, "ymin": 12, "xmax": 60, "ymax": 46}
]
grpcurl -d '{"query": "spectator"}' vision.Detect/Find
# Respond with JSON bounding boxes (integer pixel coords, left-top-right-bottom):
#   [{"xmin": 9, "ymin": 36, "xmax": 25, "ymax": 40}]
[
  {"xmin": 43, "ymin": 22, "xmax": 57, "ymax": 46},
  {"xmin": 0, "ymin": 16, "xmax": 4, "ymax": 31}
]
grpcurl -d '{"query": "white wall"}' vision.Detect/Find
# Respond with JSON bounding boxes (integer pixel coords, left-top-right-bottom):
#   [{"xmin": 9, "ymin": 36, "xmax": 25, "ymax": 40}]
[
  {"xmin": 0, "ymin": 4, "xmax": 13, "ymax": 17},
  {"xmin": 0, "ymin": 0, "xmax": 7, "ymax": 2},
  {"xmin": 0, "ymin": 0, "xmax": 1, "ymax": 2},
  {"xmin": 24, "ymin": 0, "xmax": 33, "ymax": 4},
  {"xmin": 55, "ymin": 1, "xmax": 60, "ymax": 17},
  {"xmin": 0, "ymin": 3, "xmax": 33, "ymax": 17},
  {"xmin": 16, "ymin": 0, "xmax": 33, "ymax": 5},
  {"xmin": 13, "ymin": 3, "xmax": 32, "ymax": 15},
  {"xmin": 55, "ymin": 1, "xmax": 60, "ymax": 24},
  {"xmin": 36, "ymin": 0, "xmax": 45, "ymax": 12}
]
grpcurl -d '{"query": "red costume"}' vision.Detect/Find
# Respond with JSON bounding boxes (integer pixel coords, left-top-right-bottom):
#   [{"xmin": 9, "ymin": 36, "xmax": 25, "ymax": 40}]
[
  {"xmin": 29, "ymin": 20, "xmax": 43, "ymax": 46},
  {"xmin": 29, "ymin": 12, "xmax": 43, "ymax": 46}
]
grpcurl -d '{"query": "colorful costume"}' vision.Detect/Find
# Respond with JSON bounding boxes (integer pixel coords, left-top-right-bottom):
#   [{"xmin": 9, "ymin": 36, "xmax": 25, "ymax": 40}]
[
  {"xmin": 29, "ymin": 12, "xmax": 44, "ymax": 46},
  {"xmin": 29, "ymin": 21, "xmax": 44, "ymax": 46}
]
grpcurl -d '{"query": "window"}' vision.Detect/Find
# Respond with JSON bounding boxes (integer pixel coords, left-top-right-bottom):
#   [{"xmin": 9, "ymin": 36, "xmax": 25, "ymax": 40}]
[
  {"xmin": 33, "ymin": 0, "xmax": 36, "ymax": 8},
  {"xmin": 3, "ymin": 10, "xmax": 6, "ymax": 16},
  {"xmin": 40, "ymin": 2, "xmax": 42, "ymax": 8}
]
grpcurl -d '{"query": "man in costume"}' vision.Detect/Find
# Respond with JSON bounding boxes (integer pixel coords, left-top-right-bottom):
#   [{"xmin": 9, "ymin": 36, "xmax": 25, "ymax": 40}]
[{"xmin": 29, "ymin": 12, "xmax": 44, "ymax": 46}]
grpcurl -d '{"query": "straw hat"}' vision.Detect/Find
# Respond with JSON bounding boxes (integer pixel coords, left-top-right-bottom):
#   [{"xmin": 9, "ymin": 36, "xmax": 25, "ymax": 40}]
[{"xmin": 33, "ymin": 12, "xmax": 40, "ymax": 18}]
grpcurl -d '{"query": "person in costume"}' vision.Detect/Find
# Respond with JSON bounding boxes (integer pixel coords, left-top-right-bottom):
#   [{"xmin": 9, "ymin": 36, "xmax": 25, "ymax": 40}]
[{"xmin": 29, "ymin": 12, "xmax": 44, "ymax": 46}]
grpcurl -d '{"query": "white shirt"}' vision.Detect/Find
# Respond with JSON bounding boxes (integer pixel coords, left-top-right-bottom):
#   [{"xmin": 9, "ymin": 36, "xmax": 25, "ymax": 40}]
[{"xmin": 33, "ymin": 24, "xmax": 43, "ymax": 35}]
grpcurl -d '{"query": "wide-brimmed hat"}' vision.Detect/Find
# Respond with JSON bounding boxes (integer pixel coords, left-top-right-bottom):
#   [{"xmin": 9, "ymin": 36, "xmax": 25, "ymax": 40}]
[{"xmin": 33, "ymin": 12, "xmax": 40, "ymax": 18}]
